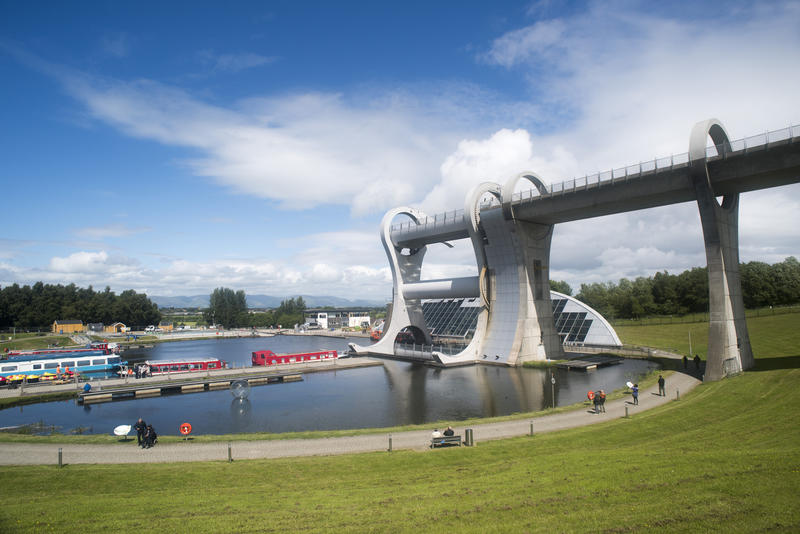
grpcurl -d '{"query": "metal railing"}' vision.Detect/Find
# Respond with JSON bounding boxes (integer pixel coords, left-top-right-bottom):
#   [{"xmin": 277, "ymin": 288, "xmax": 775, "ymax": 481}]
[{"xmin": 394, "ymin": 341, "xmax": 469, "ymax": 357}]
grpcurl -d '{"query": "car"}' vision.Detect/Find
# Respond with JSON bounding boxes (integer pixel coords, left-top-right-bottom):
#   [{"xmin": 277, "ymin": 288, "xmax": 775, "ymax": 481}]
[{"xmin": 145, "ymin": 325, "xmax": 155, "ymax": 332}]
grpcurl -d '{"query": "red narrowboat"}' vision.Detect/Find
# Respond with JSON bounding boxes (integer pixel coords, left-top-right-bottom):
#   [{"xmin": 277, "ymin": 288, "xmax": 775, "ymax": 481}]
[
  {"xmin": 251, "ymin": 349, "xmax": 338, "ymax": 366},
  {"xmin": 144, "ymin": 357, "xmax": 226, "ymax": 374}
]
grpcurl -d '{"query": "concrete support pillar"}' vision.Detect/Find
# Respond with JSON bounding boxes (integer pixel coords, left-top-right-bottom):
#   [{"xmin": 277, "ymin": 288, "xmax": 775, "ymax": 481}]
[{"xmin": 689, "ymin": 119, "xmax": 754, "ymax": 380}]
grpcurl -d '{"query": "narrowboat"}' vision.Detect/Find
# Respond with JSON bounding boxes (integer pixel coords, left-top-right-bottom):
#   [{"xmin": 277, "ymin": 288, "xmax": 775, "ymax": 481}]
[
  {"xmin": 142, "ymin": 358, "xmax": 226, "ymax": 374},
  {"xmin": 251, "ymin": 349, "xmax": 338, "ymax": 366}
]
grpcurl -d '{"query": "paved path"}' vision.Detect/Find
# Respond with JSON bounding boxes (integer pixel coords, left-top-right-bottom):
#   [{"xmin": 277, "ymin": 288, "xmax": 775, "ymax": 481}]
[{"xmin": 0, "ymin": 371, "xmax": 700, "ymax": 465}]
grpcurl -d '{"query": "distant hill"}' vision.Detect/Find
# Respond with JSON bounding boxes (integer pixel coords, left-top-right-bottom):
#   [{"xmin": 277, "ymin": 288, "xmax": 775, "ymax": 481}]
[{"xmin": 150, "ymin": 294, "xmax": 386, "ymax": 309}]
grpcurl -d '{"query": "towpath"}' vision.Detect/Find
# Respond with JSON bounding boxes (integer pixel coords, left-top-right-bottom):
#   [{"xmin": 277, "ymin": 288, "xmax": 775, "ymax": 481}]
[{"xmin": 0, "ymin": 370, "xmax": 700, "ymax": 465}]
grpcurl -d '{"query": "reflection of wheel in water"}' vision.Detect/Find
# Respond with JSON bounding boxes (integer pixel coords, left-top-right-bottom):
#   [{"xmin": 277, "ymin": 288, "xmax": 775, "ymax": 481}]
[{"xmin": 230, "ymin": 379, "xmax": 251, "ymax": 399}]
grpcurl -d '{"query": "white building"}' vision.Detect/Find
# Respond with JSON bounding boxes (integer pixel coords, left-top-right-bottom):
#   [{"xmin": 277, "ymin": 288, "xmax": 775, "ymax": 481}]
[{"xmin": 303, "ymin": 309, "xmax": 371, "ymax": 329}]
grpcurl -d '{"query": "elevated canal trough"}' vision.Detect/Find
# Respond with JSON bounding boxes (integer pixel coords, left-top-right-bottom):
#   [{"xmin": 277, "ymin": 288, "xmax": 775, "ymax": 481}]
[{"xmin": 78, "ymin": 372, "xmax": 303, "ymax": 404}]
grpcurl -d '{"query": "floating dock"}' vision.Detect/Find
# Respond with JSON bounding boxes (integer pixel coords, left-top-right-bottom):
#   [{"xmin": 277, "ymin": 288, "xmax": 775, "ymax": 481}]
[
  {"xmin": 78, "ymin": 372, "xmax": 303, "ymax": 404},
  {"xmin": 556, "ymin": 354, "xmax": 624, "ymax": 371}
]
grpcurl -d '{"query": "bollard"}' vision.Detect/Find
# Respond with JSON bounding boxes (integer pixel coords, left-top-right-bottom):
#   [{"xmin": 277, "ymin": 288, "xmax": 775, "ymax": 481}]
[
  {"xmin": 676, "ymin": 389, "xmax": 680, "ymax": 400},
  {"xmin": 530, "ymin": 421, "xmax": 534, "ymax": 436},
  {"xmin": 625, "ymin": 406, "xmax": 629, "ymax": 418},
  {"xmin": 58, "ymin": 447, "xmax": 62, "ymax": 468},
  {"xmin": 465, "ymin": 428, "xmax": 474, "ymax": 447},
  {"xmin": 228, "ymin": 442, "xmax": 232, "ymax": 463},
  {"xmin": 388, "ymin": 434, "xmax": 392, "ymax": 452}
]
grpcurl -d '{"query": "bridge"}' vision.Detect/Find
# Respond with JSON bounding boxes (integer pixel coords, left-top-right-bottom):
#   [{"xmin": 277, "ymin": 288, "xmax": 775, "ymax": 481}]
[{"xmin": 351, "ymin": 119, "xmax": 800, "ymax": 381}]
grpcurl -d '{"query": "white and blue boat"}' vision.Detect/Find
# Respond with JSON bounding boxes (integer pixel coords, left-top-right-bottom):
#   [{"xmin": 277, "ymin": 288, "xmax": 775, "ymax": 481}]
[{"xmin": 0, "ymin": 354, "xmax": 126, "ymax": 379}]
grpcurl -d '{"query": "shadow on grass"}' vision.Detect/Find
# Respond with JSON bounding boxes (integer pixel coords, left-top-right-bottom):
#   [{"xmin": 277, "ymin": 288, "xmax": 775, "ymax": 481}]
[{"xmin": 752, "ymin": 355, "xmax": 800, "ymax": 371}]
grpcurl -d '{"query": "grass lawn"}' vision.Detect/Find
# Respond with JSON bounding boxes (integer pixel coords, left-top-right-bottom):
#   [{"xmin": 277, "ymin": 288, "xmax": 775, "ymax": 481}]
[
  {"xmin": 1, "ymin": 314, "xmax": 799, "ymax": 532},
  {"xmin": 0, "ymin": 335, "xmax": 76, "ymax": 352}
]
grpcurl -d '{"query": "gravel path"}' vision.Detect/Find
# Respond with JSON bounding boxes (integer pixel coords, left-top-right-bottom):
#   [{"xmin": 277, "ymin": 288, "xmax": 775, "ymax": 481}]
[{"xmin": 0, "ymin": 371, "xmax": 700, "ymax": 465}]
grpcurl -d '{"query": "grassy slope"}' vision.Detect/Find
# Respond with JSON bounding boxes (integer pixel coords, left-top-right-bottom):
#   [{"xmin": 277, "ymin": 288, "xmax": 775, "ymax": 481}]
[{"xmin": 1, "ymin": 315, "xmax": 799, "ymax": 533}]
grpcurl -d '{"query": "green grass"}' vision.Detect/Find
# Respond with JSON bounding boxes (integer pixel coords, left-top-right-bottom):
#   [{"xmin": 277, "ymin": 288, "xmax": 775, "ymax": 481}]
[
  {"xmin": 615, "ymin": 312, "xmax": 800, "ymax": 360},
  {"xmin": 1, "ymin": 313, "xmax": 799, "ymax": 532},
  {"xmin": 0, "ymin": 369, "xmax": 798, "ymax": 532},
  {"xmin": 0, "ymin": 335, "xmax": 76, "ymax": 351}
]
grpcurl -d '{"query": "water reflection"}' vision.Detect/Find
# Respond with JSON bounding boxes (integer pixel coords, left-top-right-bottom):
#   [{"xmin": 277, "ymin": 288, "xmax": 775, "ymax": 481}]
[
  {"xmin": 0, "ymin": 336, "xmax": 658, "ymax": 435},
  {"xmin": 230, "ymin": 398, "xmax": 251, "ymax": 420}
]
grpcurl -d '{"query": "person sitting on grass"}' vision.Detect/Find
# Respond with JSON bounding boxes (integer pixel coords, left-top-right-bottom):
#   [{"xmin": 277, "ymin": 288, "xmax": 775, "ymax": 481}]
[{"xmin": 143, "ymin": 424, "xmax": 158, "ymax": 448}]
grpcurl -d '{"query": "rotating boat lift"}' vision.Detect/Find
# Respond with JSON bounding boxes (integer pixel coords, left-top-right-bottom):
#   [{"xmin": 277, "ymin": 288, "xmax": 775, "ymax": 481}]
[{"xmin": 351, "ymin": 118, "xmax": 800, "ymax": 379}]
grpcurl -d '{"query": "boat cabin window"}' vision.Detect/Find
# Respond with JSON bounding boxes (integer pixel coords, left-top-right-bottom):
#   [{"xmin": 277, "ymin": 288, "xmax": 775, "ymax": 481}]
[
  {"xmin": 33, "ymin": 364, "xmax": 42, "ymax": 370},
  {"xmin": 190, "ymin": 364, "xmax": 201, "ymax": 370},
  {"xmin": 44, "ymin": 362, "xmax": 58, "ymax": 369},
  {"xmin": 61, "ymin": 361, "xmax": 75, "ymax": 368},
  {"xmin": 170, "ymin": 365, "xmax": 180, "ymax": 371},
  {"xmin": 77, "ymin": 360, "xmax": 91, "ymax": 367},
  {"xmin": 92, "ymin": 359, "xmax": 106, "ymax": 365},
  {"xmin": 209, "ymin": 363, "xmax": 218, "ymax": 368},
  {"xmin": 107, "ymin": 357, "xmax": 121, "ymax": 364},
  {"xmin": 180, "ymin": 364, "xmax": 189, "ymax": 371},
  {"xmin": 1, "ymin": 365, "xmax": 18, "ymax": 372}
]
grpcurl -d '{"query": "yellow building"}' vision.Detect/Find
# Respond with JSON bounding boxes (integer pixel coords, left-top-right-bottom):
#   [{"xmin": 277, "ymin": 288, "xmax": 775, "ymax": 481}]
[
  {"xmin": 158, "ymin": 321, "xmax": 174, "ymax": 332},
  {"xmin": 52, "ymin": 320, "xmax": 84, "ymax": 334},
  {"xmin": 104, "ymin": 322, "xmax": 127, "ymax": 333}
]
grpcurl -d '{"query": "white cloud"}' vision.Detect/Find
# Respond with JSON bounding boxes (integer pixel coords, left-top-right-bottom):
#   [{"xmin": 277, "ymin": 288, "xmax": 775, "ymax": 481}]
[
  {"xmin": 55, "ymin": 75, "xmax": 465, "ymax": 216},
  {"xmin": 196, "ymin": 50, "xmax": 276, "ymax": 73}
]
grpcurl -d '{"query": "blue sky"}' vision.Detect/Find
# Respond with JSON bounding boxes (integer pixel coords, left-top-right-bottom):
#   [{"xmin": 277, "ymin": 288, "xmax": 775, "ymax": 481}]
[{"xmin": 1, "ymin": 0, "xmax": 799, "ymax": 302}]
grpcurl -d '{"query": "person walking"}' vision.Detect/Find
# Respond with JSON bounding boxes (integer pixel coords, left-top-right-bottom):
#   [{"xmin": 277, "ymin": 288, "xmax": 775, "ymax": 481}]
[
  {"xmin": 682, "ymin": 355, "xmax": 688, "ymax": 369},
  {"xmin": 598, "ymin": 390, "xmax": 606, "ymax": 413},
  {"xmin": 694, "ymin": 354, "xmax": 701, "ymax": 370},
  {"xmin": 134, "ymin": 417, "xmax": 147, "ymax": 447},
  {"xmin": 658, "ymin": 375, "xmax": 665, "ymax": 396},
  {"xmin": 632, "ymin": 384, "xmax": 639, "ymax": 406}
]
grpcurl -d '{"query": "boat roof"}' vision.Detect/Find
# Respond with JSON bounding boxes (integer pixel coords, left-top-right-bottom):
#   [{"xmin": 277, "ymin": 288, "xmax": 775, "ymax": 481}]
[{"xmin": 143, "ymin": 357, "xmax": 222, "ymax": 365}]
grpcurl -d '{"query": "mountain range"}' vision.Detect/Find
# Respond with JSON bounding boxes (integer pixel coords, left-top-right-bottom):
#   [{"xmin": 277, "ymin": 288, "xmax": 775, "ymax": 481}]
[{"xmin": 150, "ymin": 294, "xmax": 386, "ymax": 309}]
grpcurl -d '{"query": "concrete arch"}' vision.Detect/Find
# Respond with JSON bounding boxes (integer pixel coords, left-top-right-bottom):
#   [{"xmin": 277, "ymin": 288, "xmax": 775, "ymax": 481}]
[
  {"xmin": 690, "ymin": 119, "xmax": 735, "ymax": 209},
  {"xmin": 359, "ymin": 207, "xmax": 433, "ymax": 356},
  {"xmin": 502, "ymin": 172, "xmax": 549, "ymax": 220}
]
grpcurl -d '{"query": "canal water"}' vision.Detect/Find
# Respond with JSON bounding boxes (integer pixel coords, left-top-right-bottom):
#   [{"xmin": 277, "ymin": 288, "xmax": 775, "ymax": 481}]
[{"xmin": 0, "ymin": 336, "xmax": 658, "ymax": 436}]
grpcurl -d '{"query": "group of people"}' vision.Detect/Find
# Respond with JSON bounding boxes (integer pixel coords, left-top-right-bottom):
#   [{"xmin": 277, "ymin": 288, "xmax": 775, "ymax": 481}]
[
  {"xmin": 431, "ymin": 426, "xmax": 455, "ymax": 438},
  {"xmin": 134, "ymin": 365, "xmax": 152, "ymax": 379},
  {"xmin": 683, "ymin": 354, "xmax": 702, "ymax": 370},
  {"xmin": 592, "ymin": 390, "xmax": 607, "ymax": 413},
  {"xmin": 134, "ymin": 417, "xmax": 158, "ymax": 448}
]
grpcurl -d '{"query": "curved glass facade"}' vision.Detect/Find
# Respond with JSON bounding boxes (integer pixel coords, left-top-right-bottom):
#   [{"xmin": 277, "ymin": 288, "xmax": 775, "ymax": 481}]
[{"xmin": 422, "ymin": 291, "xmax": 621, "ymax": 348}]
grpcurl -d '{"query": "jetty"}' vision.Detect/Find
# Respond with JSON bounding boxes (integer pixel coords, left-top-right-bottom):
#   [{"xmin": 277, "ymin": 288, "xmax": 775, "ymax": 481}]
[
  {"xmin": 0, "ymin": 357, "xmax": 383, "ymax": 401},
  {"xmin": 78, "ymin": 371, "xmax": 303, "ymax": 404},
  {"xmin": 556, "ymin": 354, "xmax": 624, "ymax": 371}
]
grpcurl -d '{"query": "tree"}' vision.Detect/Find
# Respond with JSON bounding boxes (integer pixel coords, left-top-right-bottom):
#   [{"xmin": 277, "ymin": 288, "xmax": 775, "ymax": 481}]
[
  {"xmin": 549, "ymin": 280, "xmax": 572, "ymax": 296},
  {"xmin": 205, "ymin": 287, "xmax": 248, "ymax": 328}
]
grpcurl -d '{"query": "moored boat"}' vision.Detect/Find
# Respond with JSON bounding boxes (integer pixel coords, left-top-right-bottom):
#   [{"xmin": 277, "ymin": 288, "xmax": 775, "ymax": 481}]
[
  {"xmin": 251, "ymin": 349, "xmax": 338, "ymax": 366},
  {"xmin": 142, "ymin": 357, "xmax": 226, "ymax": 375},
  {"xmin": 0, "ymin": 354, "xmax": 126, "ymax": 379}
]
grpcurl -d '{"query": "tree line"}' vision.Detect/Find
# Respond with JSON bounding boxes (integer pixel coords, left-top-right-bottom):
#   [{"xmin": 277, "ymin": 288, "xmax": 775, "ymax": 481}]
[
  {"xmin": 0, "ymin": 282, "xmax": 161, "ymax": 330},
  {"xmin": 204, "ymin": 288, "xmax": 307, "ymax": 329},
  {"xmin": 571, "ymin": 257, "xmax": 800, "ymax": 320}
]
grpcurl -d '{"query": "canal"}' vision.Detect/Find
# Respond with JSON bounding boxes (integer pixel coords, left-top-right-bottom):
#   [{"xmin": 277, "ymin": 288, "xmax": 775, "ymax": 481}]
[{"xmin": 0, "ymin": 336, "xmax": 658, "ymax": 435}]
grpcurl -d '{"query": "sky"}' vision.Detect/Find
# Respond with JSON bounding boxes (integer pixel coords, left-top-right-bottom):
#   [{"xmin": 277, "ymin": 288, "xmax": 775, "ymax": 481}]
[{"xmin": 1, "ymin": 0, "xmax": 799, "ymax": 304}]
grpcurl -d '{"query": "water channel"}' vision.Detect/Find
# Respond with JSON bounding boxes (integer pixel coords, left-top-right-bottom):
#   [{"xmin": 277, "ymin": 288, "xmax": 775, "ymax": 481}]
[{"xmin": 0, "ymin": 336, "xmax": 658, "ymax": 435}]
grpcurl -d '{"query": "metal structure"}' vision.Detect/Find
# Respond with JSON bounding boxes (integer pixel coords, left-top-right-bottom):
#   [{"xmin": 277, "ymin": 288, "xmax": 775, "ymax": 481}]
[{"xmin": 351, "ymin": 119, "xmax": 800, "ymax": 380}]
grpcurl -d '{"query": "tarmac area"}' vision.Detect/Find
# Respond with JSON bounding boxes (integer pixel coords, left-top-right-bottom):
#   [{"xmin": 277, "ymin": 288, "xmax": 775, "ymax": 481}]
[{"xmin": 0, "ymin": 370, "xmax": 701, "ymax": 465}]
